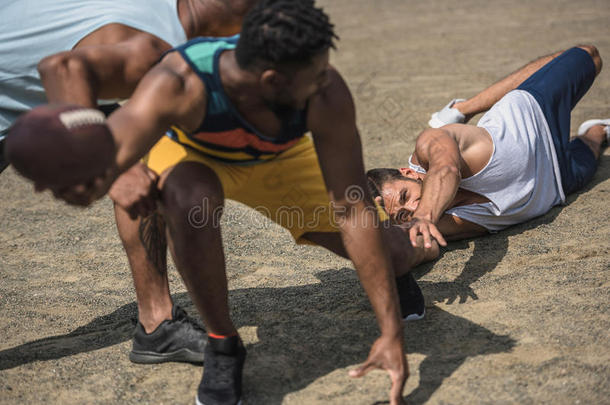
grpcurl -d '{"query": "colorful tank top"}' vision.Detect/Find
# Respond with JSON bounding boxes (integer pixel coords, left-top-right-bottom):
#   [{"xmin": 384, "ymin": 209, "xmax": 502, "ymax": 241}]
[{"xmin": 167, "ymin": 35, "xmax": 308, "ymax": 165}]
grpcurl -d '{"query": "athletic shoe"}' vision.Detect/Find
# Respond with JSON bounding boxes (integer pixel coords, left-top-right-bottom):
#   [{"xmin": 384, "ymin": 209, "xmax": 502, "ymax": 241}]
[
  {"xmin": 429, "ymin": 99, "xmax": 466, "ymax": 128},
  {"xmin": 196, "ymin": 335, "xmax": 246, "ymax": 405},
  {"xmin": 129, "ymin": 304, "xmax": 207, "ymax": 364},
  {"xmin": 577, "ymin": 118, "xmax": 610, "ymax": 143},
  {"xmin": 396, "ymin": 273, "xmax": 426, "ymax": 322}
]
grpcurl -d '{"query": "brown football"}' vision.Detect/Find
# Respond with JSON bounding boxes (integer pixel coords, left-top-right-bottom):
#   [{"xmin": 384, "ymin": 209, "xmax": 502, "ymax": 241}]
[{"xmin": 5, "ymin": 104, "xmax": 116, "ymax": 189}]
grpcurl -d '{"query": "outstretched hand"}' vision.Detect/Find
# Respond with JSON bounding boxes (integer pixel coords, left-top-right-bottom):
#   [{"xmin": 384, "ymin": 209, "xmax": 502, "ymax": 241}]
[
  {"xmin": 407, "ymin": 217, "xmax": 447, "ymax": 248},
  {"xmin": 349, "ymin": 334, "xmax": 408, "ymax": 405}
]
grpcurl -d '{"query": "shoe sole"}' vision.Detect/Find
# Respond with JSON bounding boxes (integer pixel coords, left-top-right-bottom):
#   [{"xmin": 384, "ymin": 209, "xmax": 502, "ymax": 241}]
[
  {"xmin": 577, "ymin": 118, "xmax": 610, "ymax": 135},
  {"xmin": 196, "ymin": 397, "xmax": 242, "ymax": 405},
  {"xmin": 402, "ymin": 307, "xmax": 425, "ymax": 322},
  {"xmin": 129, "ymin": 348, "xmax": 204, "ymax": 364},
  {"xmin": 428, "ymin": 113, "xmax": 446, "ymax": 128}
]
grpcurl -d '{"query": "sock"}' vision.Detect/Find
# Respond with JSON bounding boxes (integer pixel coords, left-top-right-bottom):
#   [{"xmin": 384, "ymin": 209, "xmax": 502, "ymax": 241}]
[{"xmin": 208, "ymin": 332, "xmax": 238, "ymax": 340}]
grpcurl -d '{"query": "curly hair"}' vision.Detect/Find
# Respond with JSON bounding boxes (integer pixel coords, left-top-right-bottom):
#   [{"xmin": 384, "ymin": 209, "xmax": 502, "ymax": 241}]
[{"xmin": 235, "ymin": 0, "xmax": 338, "ymax": 70}]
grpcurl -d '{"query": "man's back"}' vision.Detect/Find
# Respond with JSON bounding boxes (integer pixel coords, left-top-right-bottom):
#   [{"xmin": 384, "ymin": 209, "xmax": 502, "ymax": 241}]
[{"xmin": 443, "ymin": 90, "xmax": 564, "ymax": 230}]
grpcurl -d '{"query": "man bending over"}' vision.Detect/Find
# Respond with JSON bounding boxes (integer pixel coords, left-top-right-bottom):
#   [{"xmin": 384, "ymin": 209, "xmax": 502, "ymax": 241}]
[{"xmin": 38, "ymin": 1, "xmax": 426, "ymax": 403}]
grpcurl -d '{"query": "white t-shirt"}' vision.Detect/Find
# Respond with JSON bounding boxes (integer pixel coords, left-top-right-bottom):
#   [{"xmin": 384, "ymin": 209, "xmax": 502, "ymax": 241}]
[
  {"xmin": 0, "ymin": 0, "xmax": 187, "ymax": 137},
  {"xmin": 411, "ymin": 90, "xmax": 565, "ymax": 232}
]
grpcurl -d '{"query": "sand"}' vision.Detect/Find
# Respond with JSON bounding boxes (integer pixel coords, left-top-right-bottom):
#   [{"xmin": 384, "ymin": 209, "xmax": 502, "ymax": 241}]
[{"xmin": 1, "ymin": 0, "xmax": 609, "ymax": 404}]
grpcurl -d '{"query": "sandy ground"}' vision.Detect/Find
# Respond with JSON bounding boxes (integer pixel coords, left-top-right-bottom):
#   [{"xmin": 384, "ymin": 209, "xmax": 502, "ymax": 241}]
[{"xmin": 1, "ymin": 0, "xmax": 609, "ymax": 404}]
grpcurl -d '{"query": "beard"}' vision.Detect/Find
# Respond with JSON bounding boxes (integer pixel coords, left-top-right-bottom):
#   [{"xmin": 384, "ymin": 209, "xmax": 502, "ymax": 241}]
[
  {"xmin": 266, "ymin": 100, "xmax": 295, "ymax": 116},
  {"xmin": 263, "ymin": 95, "xmax": 303, "ymax": 124}
]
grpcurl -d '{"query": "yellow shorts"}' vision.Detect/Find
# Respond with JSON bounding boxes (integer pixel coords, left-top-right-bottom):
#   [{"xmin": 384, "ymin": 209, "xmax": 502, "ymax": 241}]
[{"xmin": 144, "ymin": 135, "xmax": 338, "ymax": 243}]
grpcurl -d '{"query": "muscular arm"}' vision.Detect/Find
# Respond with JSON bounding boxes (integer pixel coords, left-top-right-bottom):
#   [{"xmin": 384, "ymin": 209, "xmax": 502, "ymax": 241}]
[
  {"xmin": 310, "ymin": 68, "xmax": 402, "ymax": 338},
  {"xmin": 38, "ymin": 33, "xmax": 169, "ymax": 107},
  {"xmin": 309, "ymin": 68, "xmax": 406, "ymax": 403},
  {"xmin": 107, "ymin": 52, "xmax": 206, "ymax": 176},
  {"xmin": 412, "ymin": 129, "xmax": 461, "ymax": 223},
  {"xmin": 407, "ymin": 126, "xmax": 496, "ymax": 247}
]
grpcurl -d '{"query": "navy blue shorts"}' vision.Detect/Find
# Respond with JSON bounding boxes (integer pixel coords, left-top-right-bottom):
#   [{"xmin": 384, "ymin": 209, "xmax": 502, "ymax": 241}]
[{"xmin": 517, "ymin": 47, "xmax": 597, "ymax": 195}]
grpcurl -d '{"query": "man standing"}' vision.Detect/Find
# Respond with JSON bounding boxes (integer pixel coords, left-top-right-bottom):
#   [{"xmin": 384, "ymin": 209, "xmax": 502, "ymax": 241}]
[{"xmin": 0, "ymin": 0, "xmax": 259, "ymax": 364}]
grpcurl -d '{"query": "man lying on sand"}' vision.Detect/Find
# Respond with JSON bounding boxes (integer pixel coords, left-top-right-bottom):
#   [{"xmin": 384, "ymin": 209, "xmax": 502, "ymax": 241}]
[{"xmin": 368, "ymin": 45, "xmax": 607, "ymax": 255}]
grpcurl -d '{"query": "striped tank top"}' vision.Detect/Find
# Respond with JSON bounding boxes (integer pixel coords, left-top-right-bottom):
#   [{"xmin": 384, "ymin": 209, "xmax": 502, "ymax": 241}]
[{"xmin": 166, "ymin": 36, "xmax": 308, "ymax": 165}]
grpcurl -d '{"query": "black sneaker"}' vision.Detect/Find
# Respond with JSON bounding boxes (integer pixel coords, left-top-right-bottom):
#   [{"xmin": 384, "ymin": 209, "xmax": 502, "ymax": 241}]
[
  {"xmin": 396, "ymin": 273, "xmax": 425, "ymax": 322},
  {"xmin": 129, "ymin": 305, "xmax": 207, "ymax": 364},
  {"xmin": 196, "ymin": 335, "xmax": 246, "ymax": 405}
]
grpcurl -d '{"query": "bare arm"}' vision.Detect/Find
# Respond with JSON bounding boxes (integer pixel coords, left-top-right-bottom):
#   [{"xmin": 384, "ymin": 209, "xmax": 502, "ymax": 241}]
[
  {"xmin": 107, "ymin": 52, "xmax": 206, "ymax": 175},
  {"xmin": 38, "ymin": 32, "xmax": 173, "ymax": 212},
  {"xmin": 437, "ymin": 214, "xmax": 488, "ymax": 240},
  {"xmin": 309, "ymin": 68, "xmax": 406, "ymax": 405},
  {"xmin": 57, "ymin": 51, "xmax": 206, "ymax": 207},
  {"xmin": 71, "ymin": 52, "xmax": 206, "ymax": 207},
  {"xmin": 38, "ymin": 34, "xmax": 168, "ymax": 107},
  {"xmin": 407, "ymin": 129, "xmax": 461, "ymax": 247}
]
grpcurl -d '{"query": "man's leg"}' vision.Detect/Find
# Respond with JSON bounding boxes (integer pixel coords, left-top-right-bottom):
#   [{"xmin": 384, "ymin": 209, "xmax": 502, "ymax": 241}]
[
  {"xmin": 103, "ymin": 102, "xmax": 205, "ymax": 363},
  {"xmin": 115, "ymin": 204, "xmax": 207, "ymax": 364},
  {"xmin": 114, "ymin": 206, "xmax": 172, "ymax": 331},
  {"xmin": 302, "ymin": 226, "xmax": 438, "ymax": 277},
  {"xmin": 302, "ymin": 227, "xmax": 438, "ymax": 322},
  {"xmin": 453, "ymin": 50, "xmax": 564, "ymax": 122},
  {"xmin": 558, "ymin": 121, "xmax": 608, "ymax": 195},
  {"xmin": 570, "ymin": 46, "xmax": 606, "ymax": 161},
  {"xmin": 517, "ymin": 45, "xmax": 603, "ymax": 195},
  {"xmin": 160, "ymin": 161, "xmax": 234, "ymax": 335},
  {"xmin": 455, "ymin": 45, "xmax": 603, "ymax": 123},
  {"xmin": 577, "ymin": 124, "xmax": 607, "ymax": 159},
  {"xmin": 160, "ymin": 161, "xmax": 245, "ymax": 405},
  {"xmin": 561, "ymin": 47, "xmax": 604, "ymax": 193}
]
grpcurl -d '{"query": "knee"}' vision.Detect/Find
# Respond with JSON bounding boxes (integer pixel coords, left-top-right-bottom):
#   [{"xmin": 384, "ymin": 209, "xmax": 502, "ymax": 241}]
[
  {"xmin": 577, "ymin": 44, "xmax": 602, "ymax": 75},
  {"xmin": 160, "ymin": 162, "xmax": 224, "ymax": 229}
]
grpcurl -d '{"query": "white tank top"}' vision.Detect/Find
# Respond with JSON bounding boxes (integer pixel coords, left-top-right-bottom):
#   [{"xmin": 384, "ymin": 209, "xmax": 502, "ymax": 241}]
[
  {"xmin": 0, "ymin": 0, "xmax": 187, "ymax": 135},
  {"xmin": 410, "ymin": 90, "xmax": 564, "ymax": 231}
]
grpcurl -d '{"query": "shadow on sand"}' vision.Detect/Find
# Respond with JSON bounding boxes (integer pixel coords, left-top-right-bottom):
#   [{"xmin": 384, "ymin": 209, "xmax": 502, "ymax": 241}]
[{"xmin": 0, "ymin": 268, "xmax": 515, "ymax": 404}]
